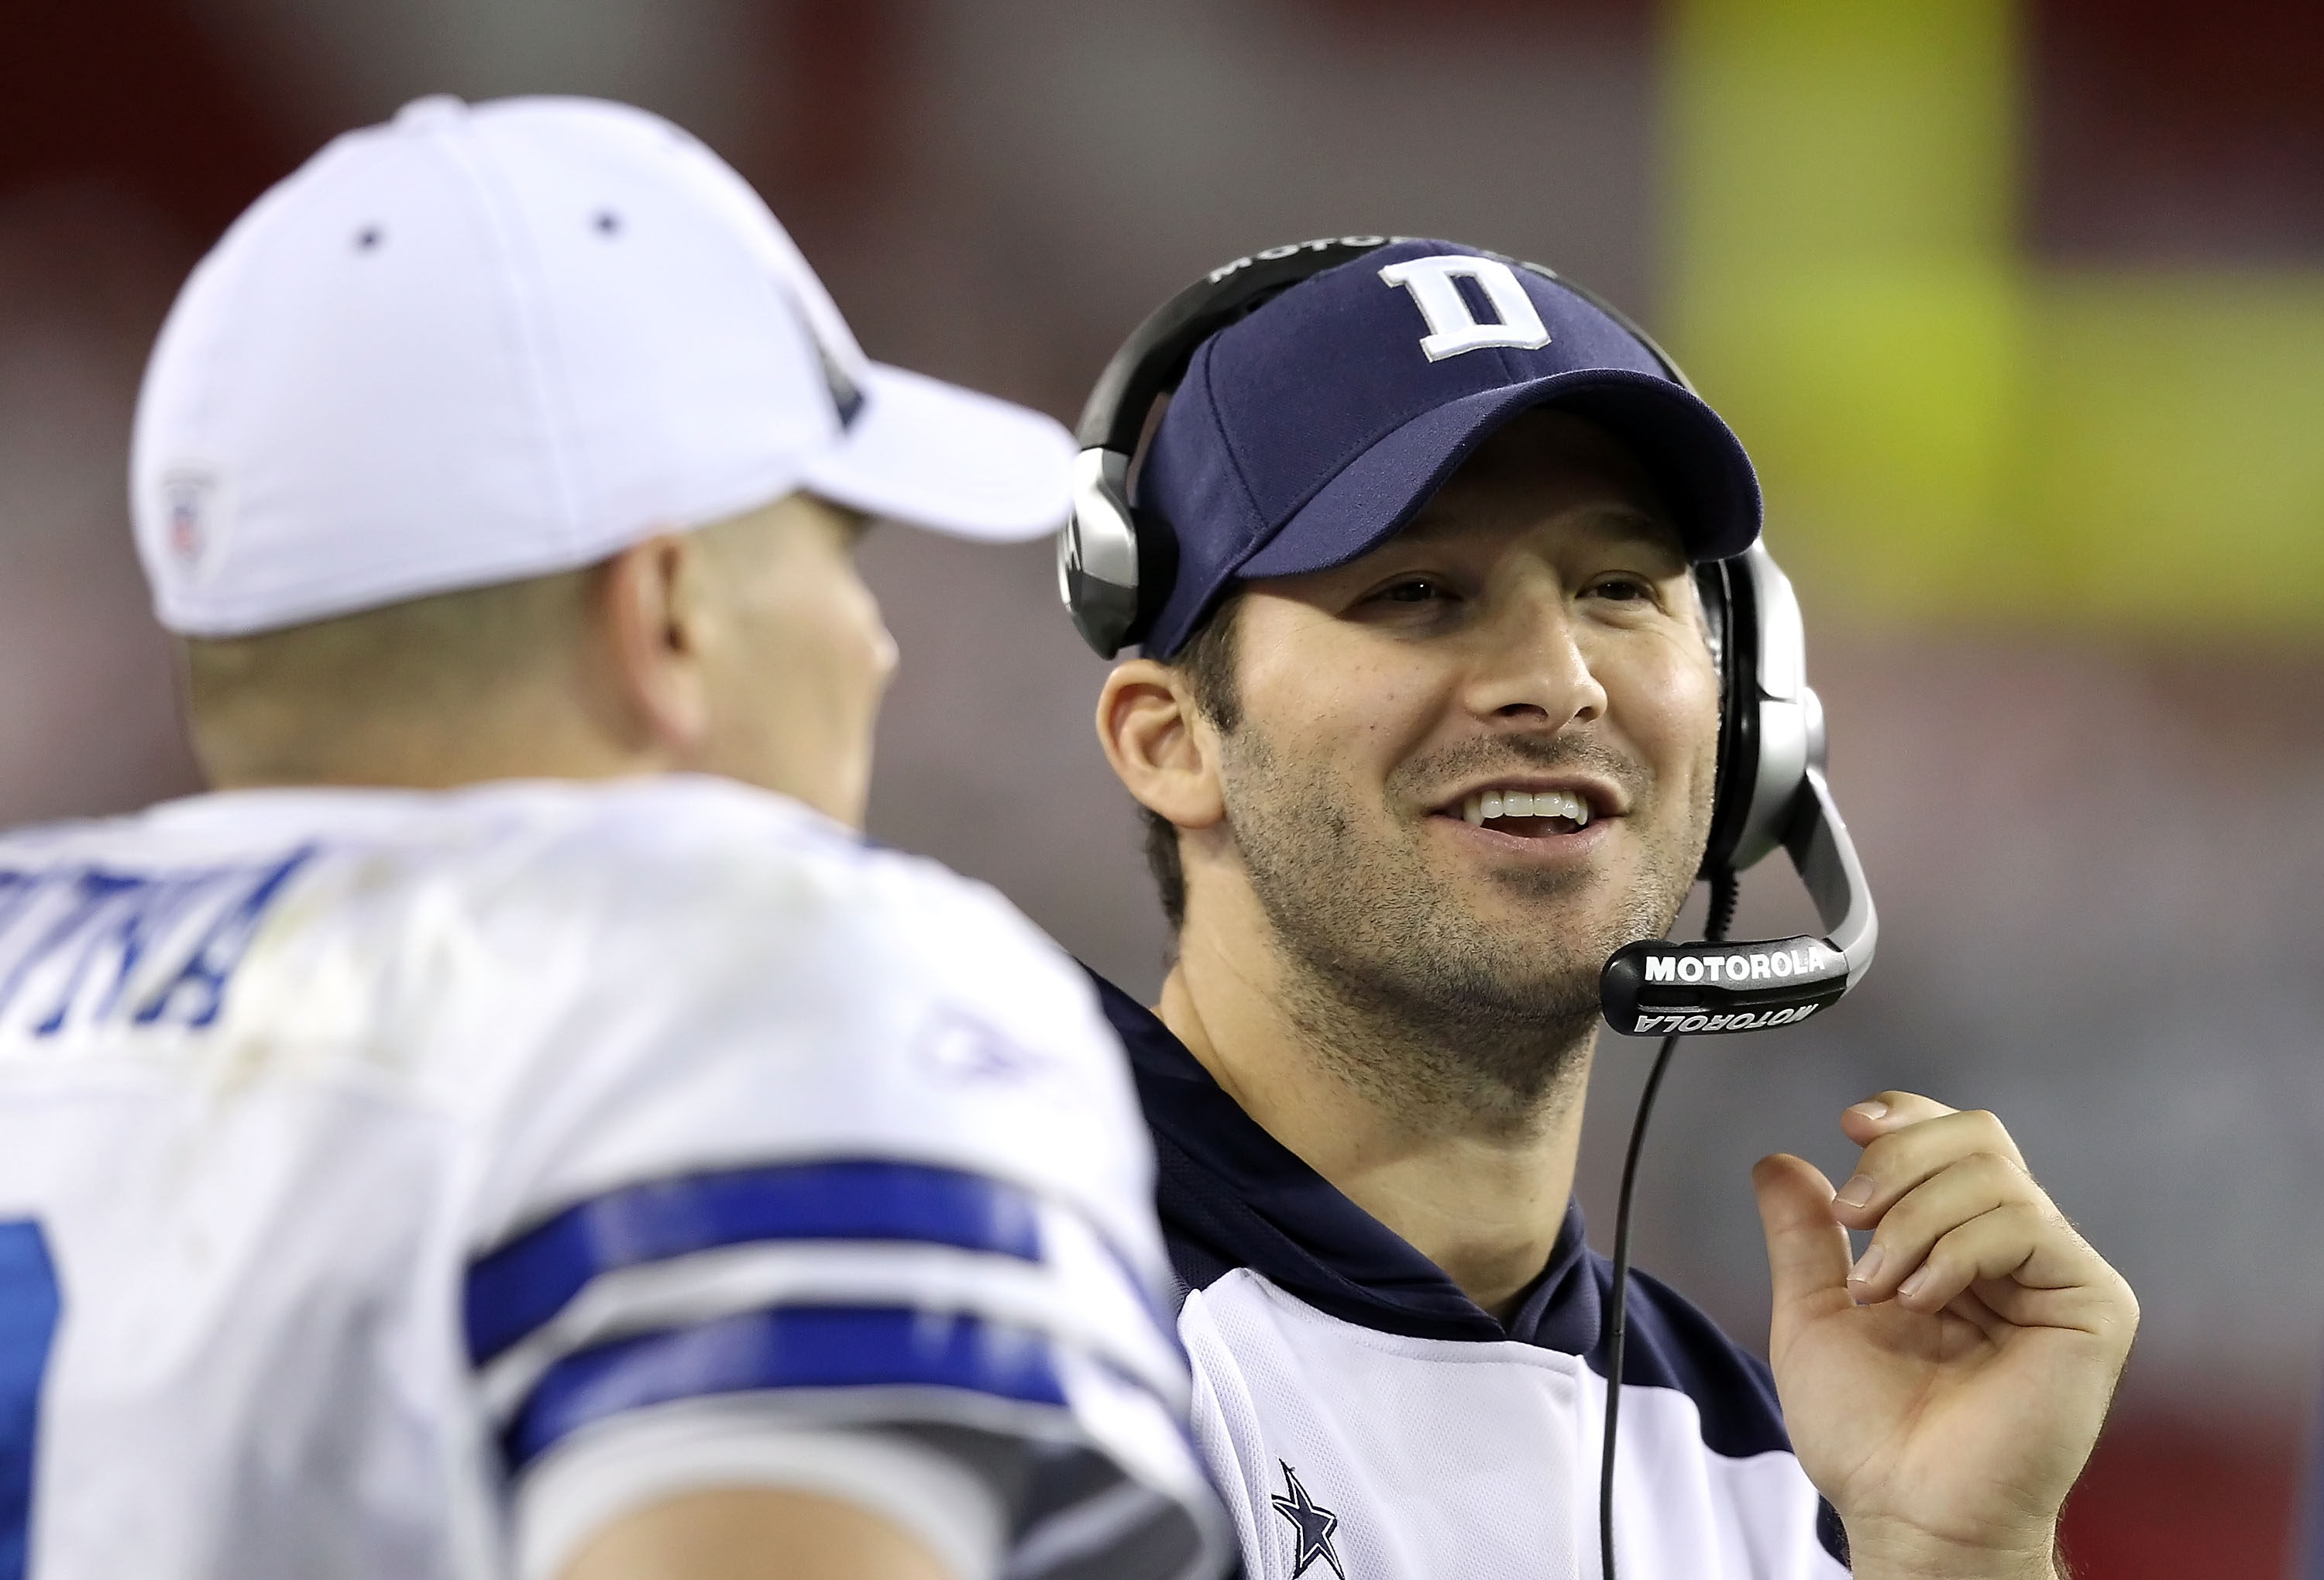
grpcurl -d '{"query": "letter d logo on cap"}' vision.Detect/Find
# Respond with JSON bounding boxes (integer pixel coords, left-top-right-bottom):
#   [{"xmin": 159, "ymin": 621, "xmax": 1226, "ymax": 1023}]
[{"xmin": 1378, "ymin": 255, "xmax": 1552, "ymax": 362}]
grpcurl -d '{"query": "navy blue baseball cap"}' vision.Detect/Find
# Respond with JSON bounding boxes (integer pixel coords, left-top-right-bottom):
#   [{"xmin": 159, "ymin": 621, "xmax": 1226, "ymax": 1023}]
[{"xmin": 1134, "ymin": 238, "xmax": 1761, "ymax": 658}]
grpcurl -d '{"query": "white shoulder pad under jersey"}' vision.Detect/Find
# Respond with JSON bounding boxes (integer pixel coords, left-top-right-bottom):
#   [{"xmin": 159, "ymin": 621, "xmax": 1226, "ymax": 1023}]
[{"xmin": 0, "ymin": 777, "xmax": 1223, "ymax": 1580}]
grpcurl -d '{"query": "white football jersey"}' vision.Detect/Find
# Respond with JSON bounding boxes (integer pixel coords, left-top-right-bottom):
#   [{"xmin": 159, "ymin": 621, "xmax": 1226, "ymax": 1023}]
[
  {"xmin": 0, "ymin": 776, "xmax": 1223, "ymax": 1580},
  {"xmin": 1094, "ymin": 974, "xmax": 1851, "ymax": 1580}
]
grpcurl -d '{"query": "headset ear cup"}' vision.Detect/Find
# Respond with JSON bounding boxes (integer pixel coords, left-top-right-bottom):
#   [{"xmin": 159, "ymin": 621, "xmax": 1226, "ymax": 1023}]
[
  {"xmin": 1067, "ymin": 239, "xmax": 1404, "ymax": 659},
  {"xmin": 1060, "ymin": 449, "xmax": 1145, "ymax": 657},
  {"xmin": 1733, "ymin": 545, "xmax": 1813, "ymax": 871},
  {"xmin": 1697, "ymin": 558, "xmax": 1758, "ymax": 879},
  {"xmin": 1057, "ymin": 458, "xmax": 1181, "ymax": 657},
  {"xmin": 1701, "ymin": 544, "xmax": 1820, "ymax": 877}
]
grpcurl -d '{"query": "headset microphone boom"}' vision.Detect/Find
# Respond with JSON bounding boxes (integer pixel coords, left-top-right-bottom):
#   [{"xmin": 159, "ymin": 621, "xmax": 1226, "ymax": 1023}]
[{"xmin": 1600, "ymin": 543, "xmax": 1878, "ymax": 1036}]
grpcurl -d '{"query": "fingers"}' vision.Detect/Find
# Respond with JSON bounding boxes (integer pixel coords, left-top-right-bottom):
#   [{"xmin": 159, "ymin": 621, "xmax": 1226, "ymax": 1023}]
[
  {"xmin": 1829, "ymin": 1101, "xmax": 2029, "ymax": 1231},
  {"xmin": 1752, "ymin": 1153, "xmax": 1854, "ymax": 1326},
  {"xmin": 1837, "ymin": 1088, "xmax": 1959, "ymax": 1148},
  {"xmin": 1860, "ymin": 1197, "xmax": 2126, "ymax": 1329},
  {"xmin": 1827, "ymin": 1094, "xmax": 2127, "ymax": 1331},
  {"xmin": 1850, "ymin": 1194, "xmax": 2051, "ymax": 1311},
  {"xmin": 1840, "ymin": 1149, "xmax": 2031, "ymax": 1304}
]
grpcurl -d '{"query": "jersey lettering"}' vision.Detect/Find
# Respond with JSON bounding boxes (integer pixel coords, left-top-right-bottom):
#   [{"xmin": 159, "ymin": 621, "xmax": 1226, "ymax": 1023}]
[
  {"xmin": 0, "ymin": 847, "xmax": 312, "ymax": 1039},
  {"xmin": 1378, "ymin": 255, "xmax": 1552, "ymax": 361}
]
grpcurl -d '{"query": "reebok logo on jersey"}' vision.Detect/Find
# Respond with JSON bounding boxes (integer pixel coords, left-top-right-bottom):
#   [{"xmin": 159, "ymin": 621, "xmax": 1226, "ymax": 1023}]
[
  {"xmin": 1271, "ymin": 1462, "xmax": 1346, "ymax": 1579},
  {"xmin": 916, "ymin": 1008, "xmax": 1054, "ymax": 1085}
]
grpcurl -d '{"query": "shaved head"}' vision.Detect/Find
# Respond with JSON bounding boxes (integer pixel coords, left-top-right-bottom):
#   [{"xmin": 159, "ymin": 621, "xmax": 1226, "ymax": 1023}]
[{"xmin": 182, "ymin": 566, "xmax": 603, "ymax": 789}]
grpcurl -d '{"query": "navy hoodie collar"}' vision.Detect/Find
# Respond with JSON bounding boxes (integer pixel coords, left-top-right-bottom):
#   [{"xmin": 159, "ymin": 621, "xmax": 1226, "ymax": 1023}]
[{"xmin": 1091, "ymin": 969, "xmax": 1606, "ymax": 1355}]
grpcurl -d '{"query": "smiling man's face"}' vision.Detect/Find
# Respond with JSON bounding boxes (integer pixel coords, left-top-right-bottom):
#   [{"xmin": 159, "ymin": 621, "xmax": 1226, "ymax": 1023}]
[{"xmin": 1208, "ymin": 407, "xmax": 1721, "ymax": 1097}]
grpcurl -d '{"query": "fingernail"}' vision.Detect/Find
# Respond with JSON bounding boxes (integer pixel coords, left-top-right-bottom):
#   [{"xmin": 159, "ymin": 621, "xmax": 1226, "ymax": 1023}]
[
  {"xmin": 1834, "ymin": 1173, "xmax": 1877, "ymax": 1209},
  {"xmin": 1848, "ymin": 1245, "xmax": 1885, "ymax": 1287},
  {"xmin": 1898, "ymin": 1266, "xmax": 1932, "ymax": 1303},
  {"xmin": 1847, "ymin": 1100, "xmax": 1890, "ymax": 1124}
]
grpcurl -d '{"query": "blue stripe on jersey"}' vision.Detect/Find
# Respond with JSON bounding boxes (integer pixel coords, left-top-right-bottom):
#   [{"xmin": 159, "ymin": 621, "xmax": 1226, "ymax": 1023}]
[
  {"xmin": 0, "ymin": 1222, "xmax": 62, "ymax": 1580},
  {"xmin": 503, "ymin": 1304, "xmax": 1068, "ymax": 1470},
  {"xmin": 466, "ymin": 1160, "xmax": 1043, "ymax": 1366}
]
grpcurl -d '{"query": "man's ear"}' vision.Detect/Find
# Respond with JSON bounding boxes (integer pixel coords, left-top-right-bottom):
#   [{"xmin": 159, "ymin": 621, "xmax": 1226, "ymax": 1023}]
[
  {"xmin": 594, "ymin": 532, "xmax": 713, "ymax": 760},
  {"xmin": 1096, "ymin": 659, "xmax": 1226, "ymax": 833}
]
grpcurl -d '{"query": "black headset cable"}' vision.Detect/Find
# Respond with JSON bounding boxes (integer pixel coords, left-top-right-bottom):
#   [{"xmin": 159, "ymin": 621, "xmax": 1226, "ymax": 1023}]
[{"xmin": 1597, "ymin": 868, "xmax": 1738, "ymax": 1580}]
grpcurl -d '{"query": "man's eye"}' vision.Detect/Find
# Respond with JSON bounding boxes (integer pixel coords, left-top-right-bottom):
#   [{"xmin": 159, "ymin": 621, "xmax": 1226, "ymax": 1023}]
[
  {"xmin": 1377, "ymin": 579, "xmax": 1449, "ymax": 604},
  {"xmin": 1590, "ymin": 576, "xmax": 1654, "ymax": 603}
]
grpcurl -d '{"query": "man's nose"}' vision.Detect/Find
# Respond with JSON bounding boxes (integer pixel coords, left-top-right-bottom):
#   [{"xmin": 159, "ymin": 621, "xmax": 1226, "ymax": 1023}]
[{"xmin": 1462, "ymin": 586, "xmax": 1607, "ymax": 730}]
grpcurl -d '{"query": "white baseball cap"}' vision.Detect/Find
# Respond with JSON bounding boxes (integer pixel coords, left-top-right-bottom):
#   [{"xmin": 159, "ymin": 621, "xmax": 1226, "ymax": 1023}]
[{"xmin": 132, "ymin": 94, "xmax": 1075, "ymax": 637}]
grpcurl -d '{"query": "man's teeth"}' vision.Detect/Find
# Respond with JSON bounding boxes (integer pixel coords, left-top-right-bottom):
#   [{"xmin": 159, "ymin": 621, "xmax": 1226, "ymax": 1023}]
[{"xmin": 1459, "ymin": 789, "xmax": 1591, "ymax": 828}]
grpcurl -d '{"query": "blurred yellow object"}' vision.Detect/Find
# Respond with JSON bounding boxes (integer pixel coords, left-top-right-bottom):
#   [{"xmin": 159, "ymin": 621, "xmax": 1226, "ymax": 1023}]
[
  {"xmin": 2023, "ymin": 274, "xmax": 2324, "ymax": 627},
  {"xmin": 1666, "ymin": 0, "xmax": 2324, "ymax": 633}
]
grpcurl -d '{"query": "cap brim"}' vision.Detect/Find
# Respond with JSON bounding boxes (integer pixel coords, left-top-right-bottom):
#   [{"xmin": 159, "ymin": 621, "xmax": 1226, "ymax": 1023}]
[
  {"xmin": 799, "ymin": 362, "xmax": 1074, "ymax": 543},
  {"xmin": 1238, "ymin": 369, "xmax": 1762, "ymax": 580}
]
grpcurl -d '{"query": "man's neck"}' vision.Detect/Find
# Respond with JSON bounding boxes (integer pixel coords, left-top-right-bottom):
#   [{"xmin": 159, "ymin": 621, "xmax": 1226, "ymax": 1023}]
[{"xmin": 1157, "ymin": 899, "xmax": 1593, "ymax": 1323}]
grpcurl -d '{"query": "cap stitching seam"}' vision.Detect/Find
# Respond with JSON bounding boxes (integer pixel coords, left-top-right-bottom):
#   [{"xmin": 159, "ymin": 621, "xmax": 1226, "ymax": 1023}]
[
  {"xmin": 1189, "ymin": 340, "xmax": 1277, "ymax": 565},
  {"xmin": 436, "ymin": 118, "xmax": 596, "ymax": 557}
]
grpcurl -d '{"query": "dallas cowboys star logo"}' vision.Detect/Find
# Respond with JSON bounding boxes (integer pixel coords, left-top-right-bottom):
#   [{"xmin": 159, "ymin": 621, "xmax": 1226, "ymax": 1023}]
[{"xmin": 1270, "ymin": 1462, "xmax": 1346, "ymax": 1578}]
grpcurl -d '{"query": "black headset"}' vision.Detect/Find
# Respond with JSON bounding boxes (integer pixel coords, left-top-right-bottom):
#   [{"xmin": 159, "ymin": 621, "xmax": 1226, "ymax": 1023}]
[
  {"xmin": 1064, "ymin": 236, "xmax": 1881, "ymax": 1580},
  {"xmin": 1058, "ymin": 235, "xmax": 1876, "ymax": 1025}
]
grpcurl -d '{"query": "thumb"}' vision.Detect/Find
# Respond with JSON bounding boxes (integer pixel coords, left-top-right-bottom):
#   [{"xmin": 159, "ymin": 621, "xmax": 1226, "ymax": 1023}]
[{"xmin": 1753, "ymin": 1153, "xmax": 1854, "ymax": 1334}]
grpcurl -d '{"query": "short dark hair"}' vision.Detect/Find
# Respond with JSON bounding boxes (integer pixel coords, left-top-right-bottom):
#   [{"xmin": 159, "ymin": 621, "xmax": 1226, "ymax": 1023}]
[{"xmin": 1141, "ymin": 592, "xmax": 1243, "ymax": 932}]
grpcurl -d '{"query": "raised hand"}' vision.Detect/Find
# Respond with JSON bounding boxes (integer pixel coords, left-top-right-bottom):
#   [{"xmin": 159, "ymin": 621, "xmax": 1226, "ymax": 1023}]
[{"xmin": 1752, "ymin": 1092, "xmax": 2137, "ymax": 1580}]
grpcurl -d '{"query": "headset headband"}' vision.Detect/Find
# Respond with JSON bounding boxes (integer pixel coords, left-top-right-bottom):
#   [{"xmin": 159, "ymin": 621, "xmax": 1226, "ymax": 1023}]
[{"xmin": 1077, "ymin": 235, "xmax": 1700, "ymax": 455}]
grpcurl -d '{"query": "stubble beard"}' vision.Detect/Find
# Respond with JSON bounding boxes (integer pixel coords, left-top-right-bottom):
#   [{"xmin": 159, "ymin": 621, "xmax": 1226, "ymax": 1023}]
[{"xmin": 1222, "ymin": 726, "xmax": 1710, "ymax": 1138}]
